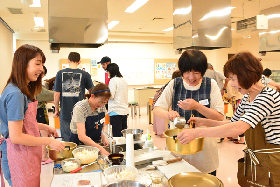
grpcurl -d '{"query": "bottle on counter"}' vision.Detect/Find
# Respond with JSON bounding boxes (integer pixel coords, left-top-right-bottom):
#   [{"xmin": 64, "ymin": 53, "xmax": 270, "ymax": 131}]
[
  {"xmin": 144, "ymin": 134, "xmax": 154, "ymax": 150},
  {"xmin": 146, "ymin": 129, "xmax": 150, "ymax": 140}
]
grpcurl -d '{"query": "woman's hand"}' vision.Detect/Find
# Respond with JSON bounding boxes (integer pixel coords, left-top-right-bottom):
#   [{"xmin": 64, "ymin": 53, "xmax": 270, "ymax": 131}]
[
  {"xmin": 177, "ymin": 99, "xmax": 198, "ymax": 110},
  {"xmin": 45, "ymin": 126, "xmax": 59, "ymax": 137},
  {"xmin": 102, "ymin": 137, "xmax": 109, "ymax": 147},
  {"xmin": 177, "ymin": 129, "xmax": 198, "ymax": 144},
  {"xmin": 48, "ymin": 139, "xmax": 65, "ymax": 151},
  {"xmin": 187, "ymin": 117, "xmax": 208, "ymax": 127},
  {"xmin": 167, "ymin": 110, "xmax": 180, "ymax": 121},
  {"xmin": 100, "ymin": 147, "xmax": 109, "ymax": 156}
]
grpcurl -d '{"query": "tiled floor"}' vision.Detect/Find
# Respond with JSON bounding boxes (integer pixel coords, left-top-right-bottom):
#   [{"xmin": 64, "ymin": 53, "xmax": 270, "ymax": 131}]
[{"xmin": 3, "ymin": 107, "xmax": 245, "ymax": 187}]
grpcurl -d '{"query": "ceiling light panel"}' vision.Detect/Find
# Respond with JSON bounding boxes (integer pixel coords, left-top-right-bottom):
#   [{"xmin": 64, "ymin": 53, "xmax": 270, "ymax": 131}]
[
  {"xmin": 162, "ymin": 27, "xmax": 173, "ymax": 31},
  {"xmin": 124, "ymin": 0, "xmax": 149, "ymax": 13},
  {"xmin": 34, "ymin": 17, "xmax": 44, "ymax": 27},
  {"xmin": 108, "ymin": 21, "xmax": 119, "ymax": 29},
  {"xmin": 29, "ymin": 0, "xmax": 41, "ymax": 7}
]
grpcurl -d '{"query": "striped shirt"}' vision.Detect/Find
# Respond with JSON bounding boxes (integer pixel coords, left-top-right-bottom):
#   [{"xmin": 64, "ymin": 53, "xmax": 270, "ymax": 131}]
[
  {"xmin": 230, "ymin": 87, "xmax": 280, "ymax": 145},
  {"xmin": 70, "ymin": 99, "xmax": 107, "ymax": 134}
]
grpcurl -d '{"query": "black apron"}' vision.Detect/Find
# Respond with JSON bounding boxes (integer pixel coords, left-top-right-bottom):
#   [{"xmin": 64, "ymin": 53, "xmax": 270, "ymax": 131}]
[{"xmin": 69, "ymin": 112, "xmax": 105, "ymax": 145}]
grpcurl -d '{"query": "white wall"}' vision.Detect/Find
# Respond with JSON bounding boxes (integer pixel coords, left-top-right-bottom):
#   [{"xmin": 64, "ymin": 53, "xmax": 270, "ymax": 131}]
[{"xmin": 0, "ymin": 22, "xmax": 13, "ymax": 92}]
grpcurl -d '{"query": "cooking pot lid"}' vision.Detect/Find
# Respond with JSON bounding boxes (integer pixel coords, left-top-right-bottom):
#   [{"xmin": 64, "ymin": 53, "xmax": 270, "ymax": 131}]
[{"xmin": 168, "ymin": 172, "xmax": 223, "ymax": 187}]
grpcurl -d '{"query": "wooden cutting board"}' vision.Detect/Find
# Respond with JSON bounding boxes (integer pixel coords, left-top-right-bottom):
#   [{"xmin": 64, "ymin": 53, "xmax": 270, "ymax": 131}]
[{"xmin": 157, "ymin": 160, "xmax": 200, "ymax": 179}]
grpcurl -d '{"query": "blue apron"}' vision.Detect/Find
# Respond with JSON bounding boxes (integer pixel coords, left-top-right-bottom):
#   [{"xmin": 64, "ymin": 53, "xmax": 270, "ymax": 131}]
[{"xmin": 69, "ymin": 112, "xmax": 105, "ymax": 145}]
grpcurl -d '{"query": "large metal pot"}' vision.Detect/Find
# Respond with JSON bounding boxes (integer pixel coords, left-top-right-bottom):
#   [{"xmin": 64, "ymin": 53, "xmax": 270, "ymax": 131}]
[
  {"xmin": 168, "ymin": 172, "xmax": 224, "ymax": 187},
  {"xmin": 47, "ymin": 141, "xmax": 77, "ymax": 161},
  {"xmin": 121, "ymin": 129, "xmax": 143, "ymax": 141},
  {"xmin": 164, "ymin": 129, "xmax": 204, "ymax": 155}
]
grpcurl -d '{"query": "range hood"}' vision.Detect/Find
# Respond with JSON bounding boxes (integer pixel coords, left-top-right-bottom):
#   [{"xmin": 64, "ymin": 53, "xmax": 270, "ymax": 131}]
[
  {"xmin": 48, "ymin": 0, "xmax": 108, "ymax": 50},
  {"xmin": 173, "ymin": 0, "xmax": 232, "ymax": 50},
  {"xmin": 259, "ymin": 5, "xmax": 280, "ymax": 53}
]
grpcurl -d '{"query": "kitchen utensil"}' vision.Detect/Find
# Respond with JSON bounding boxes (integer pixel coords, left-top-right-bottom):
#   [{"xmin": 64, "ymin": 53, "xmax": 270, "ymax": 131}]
[
  {"xmin": 105, "ymin": 180, "xmax": 147, "ymax": 187},
  {"xmin": 174, "ymin": 117, "xmax": 189, "ymax": 129},
  {"xmin": 168, "ymin": 172, "xmax": 223, "ymax": 187},
  {"xmin": 47, "ymin": 140, "xmax": 77, "ymax": 161},
  {"xmin": 121, "ymin": 129, "xmax": 143, "ymax": 140},
  {"xmin": 72, "ymin": 146, "xmax": 99, "ymax": 164},
  {"xmin": 190, "ymin": 114, "xmax": 195, "ymax": 129},
  {"xmin": 70, "ymin": 160, "xmax": 97, "ymax": 173},
  {"xmin": 164, "ymin": 129, "xmax": 204, "ymax": 155},
  {"xmin": 104, "ymin": 165, "xmax": 137, "ymax": 183},
  {"xmin": 61, "ymin": 158, "xmax": 81, "ymax": 173},
  {"xmin": 173, "ymin": 117, "xmax": 186, "ymax": 126},
  {"xmin": 108, "ymin": 153, "xmax": 124, "ymax": 165},
  {"xmin": 146, "ymin": 158, "xmax": 183, "ymax": 170}
]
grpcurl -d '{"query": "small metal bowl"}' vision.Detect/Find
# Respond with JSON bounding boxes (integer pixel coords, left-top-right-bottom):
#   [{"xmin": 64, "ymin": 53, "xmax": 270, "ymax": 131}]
[
  {"xmin": 121, "ymin": 129, "xmax": 143, "ymax": 141},
  {"xmin": 105, "ymin": 180, "xmax": 147, "ymax": 187}
]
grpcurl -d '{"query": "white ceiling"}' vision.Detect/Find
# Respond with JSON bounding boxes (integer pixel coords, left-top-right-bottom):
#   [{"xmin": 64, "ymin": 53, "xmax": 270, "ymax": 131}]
[{"xmin": 0, "ymin": 0, "xmax": 280, "ymax": 40}]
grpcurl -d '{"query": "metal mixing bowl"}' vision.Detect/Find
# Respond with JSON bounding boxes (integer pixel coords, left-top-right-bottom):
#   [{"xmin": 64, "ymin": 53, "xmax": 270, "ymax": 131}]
[
  {"xmin": 121, "ymin": 129, "xmax": 143, "ymax": 141},
  {"xmin": 105, "ymin": 180, "xmax": 147, "ymax": 187}
]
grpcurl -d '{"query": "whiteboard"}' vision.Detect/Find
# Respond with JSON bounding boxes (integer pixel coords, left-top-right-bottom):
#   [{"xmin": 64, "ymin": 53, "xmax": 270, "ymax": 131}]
[
  {"xmin": 114, "ymin": 59, "xmax": 154, "ymax": 85},
  {"xmin": 93, "ymin": 58, "xmax": 154, "ymax": 85}
]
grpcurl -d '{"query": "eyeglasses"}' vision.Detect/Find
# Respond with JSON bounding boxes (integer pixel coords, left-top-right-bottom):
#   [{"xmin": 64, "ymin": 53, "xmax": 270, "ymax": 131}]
[{"xmin": 97, "ymin": 100, "xmax": 108, "ymax": 105}]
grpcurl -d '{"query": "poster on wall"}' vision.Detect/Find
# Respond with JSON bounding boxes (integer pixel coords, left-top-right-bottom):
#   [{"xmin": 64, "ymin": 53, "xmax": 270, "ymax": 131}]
[
  {"xmin": 166, "ymin": 63, "xmax": 177, "ymax": 78},
  {"xmin": 155, "ymin": 63, "xmax": 167, "ymax": 79},
  {"xmin": 62, "ymin": 64, "xmax": 69, "ymax": 69},
  {"xmin": 77, "ymin": 63, "xmax": 91, "ymax": 74},
  {"xmin": 91, "ymin": 59, "xmax": 98, "ymax": 76}
]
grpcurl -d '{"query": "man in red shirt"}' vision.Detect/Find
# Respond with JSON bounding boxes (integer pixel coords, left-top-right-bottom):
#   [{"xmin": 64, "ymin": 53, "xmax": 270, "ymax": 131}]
[{"xmin": 98, "ymin": 56, "xmax": 111, "ymax": 85}]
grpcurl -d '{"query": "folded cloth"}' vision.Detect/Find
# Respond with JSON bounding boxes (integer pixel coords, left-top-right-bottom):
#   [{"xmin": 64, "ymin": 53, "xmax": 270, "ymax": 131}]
[{"xmin": 41, "ymin": 158, "xmax": 53, "ymax": 165}]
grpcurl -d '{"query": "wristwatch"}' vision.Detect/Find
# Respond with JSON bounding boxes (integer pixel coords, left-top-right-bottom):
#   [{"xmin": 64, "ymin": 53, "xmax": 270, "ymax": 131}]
[{"xmin": 223, "ymin": 88, "xmax": 226, "ymax": 90}]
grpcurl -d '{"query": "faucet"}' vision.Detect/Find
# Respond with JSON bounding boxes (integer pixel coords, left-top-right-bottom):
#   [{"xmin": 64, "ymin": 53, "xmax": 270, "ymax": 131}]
[{"xmin": 102, "ymin": 130, "xmax": 116, "ymax": 154}]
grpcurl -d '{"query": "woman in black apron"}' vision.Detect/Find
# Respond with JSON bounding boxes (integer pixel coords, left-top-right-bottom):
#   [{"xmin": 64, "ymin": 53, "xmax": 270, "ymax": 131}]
[
  {"xmin": 182, "ymin": 51, "xmax": 280, "ymax": 187},
  {"xmin": 69, "ymin": 83, "xmax": 111, "ymax": 156}
]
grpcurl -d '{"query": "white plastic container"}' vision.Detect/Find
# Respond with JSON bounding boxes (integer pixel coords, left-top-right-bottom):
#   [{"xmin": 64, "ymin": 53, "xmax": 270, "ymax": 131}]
[{"xmin": 144, "ymin": 134, "xmax": 154, "ymax": 149}]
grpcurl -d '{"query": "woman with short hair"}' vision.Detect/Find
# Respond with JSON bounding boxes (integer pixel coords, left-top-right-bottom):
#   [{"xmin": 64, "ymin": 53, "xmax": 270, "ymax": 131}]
[
  {"xmin": 184, "ymin": 51, "xmax": 280, "ymax": 186},
  {"xmin": 153, "ymin": 49, "xmax": 224, "ymax": 176}
]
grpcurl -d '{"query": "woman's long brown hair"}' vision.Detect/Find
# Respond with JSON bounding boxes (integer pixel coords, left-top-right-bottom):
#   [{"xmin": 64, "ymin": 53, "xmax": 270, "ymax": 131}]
[{"xmin": 4, "ymin": 44, "xmax": 46, "ymax": 101}]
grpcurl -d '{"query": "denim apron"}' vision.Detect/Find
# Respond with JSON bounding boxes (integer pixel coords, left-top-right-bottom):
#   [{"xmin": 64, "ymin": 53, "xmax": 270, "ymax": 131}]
[{"xmin": 70, "ymin": 112, "xmax": 105, "ymax": 145}]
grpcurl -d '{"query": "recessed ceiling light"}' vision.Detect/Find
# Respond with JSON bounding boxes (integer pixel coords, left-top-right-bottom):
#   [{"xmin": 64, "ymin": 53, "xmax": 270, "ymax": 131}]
[
  {"xmin": 29, "ymin": 0, "xmax": 41, "ymax": 7},
  {"xmin": 162, "ymin": 27, "xmax": 173, "ymax": 31},
  {"xmin": 108, "ymin": 21, "xmax": 119, "ymax": 29},
  {"xmin": 124, "ymin": 0, "xmax": 149, "ymax": 13},
  {"xmin": 173, "ymin": 6, "xmax": 192, "ymax": 15}
]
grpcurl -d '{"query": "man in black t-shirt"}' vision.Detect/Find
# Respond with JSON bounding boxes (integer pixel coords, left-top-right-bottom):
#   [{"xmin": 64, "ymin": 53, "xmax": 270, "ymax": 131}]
[{"xmin": 53, "ymin": 52, "xmax": 94, "ymax": 141}]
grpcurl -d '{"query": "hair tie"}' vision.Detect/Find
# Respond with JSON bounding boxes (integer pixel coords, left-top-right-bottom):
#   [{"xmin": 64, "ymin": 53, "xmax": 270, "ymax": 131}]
[{"xmin": 92, "ymin": 89, "xmax": 110, "ymax": 94}]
